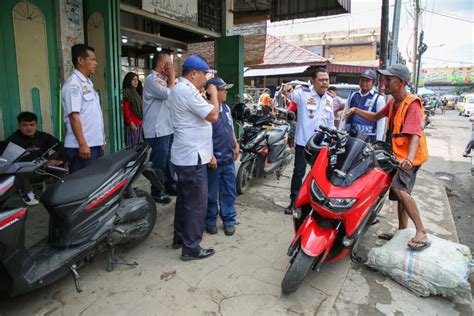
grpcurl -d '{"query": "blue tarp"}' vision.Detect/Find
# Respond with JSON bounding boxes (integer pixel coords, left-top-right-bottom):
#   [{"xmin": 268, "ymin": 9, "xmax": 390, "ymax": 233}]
[{"xmin": 417, "ymin": 87, "xmax": 435, "ymax": 96}]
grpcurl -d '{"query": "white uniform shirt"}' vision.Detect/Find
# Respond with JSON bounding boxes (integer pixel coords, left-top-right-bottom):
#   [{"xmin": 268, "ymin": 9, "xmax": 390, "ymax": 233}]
[
  {"xmin": 288, "ymin": 86, "xmax": 335, "ymax": 146},
  {"xmin": 61, "ymin": 70, "xmax": 105, "ymax": 148},
  {"xmin": 340, "ymin": 88, "xmax": 386, "ymax": 141},
  {"xmin": 169, "ymin": 77, "xmax": 214, "ymax": 166},
  {"xmin": 142, "ymin": 70, "xmax": 173, "ymax": 138}
]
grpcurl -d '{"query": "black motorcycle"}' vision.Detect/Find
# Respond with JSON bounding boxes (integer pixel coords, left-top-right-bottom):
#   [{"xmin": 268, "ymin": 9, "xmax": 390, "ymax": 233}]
[
  {"xmin": 0, "ymin": 142, "xmax": 162, "ymax": 297},
  {"xmin": 236, "ymin": 115, "xmax": 292, "ymax": 194}
]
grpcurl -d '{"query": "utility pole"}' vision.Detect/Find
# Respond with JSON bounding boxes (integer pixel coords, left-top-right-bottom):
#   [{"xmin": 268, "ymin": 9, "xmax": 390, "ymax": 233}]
[
  {"xmin": 390, "ymin": 0, "xmax": 402, "ymax": 65},
  {"xmin": 412, "ymin": 0, "xmax": 420, "ymax": 84},
  {"xmin": 379, "ymin": 0, "xmax": 390, "ymax": 69},
  {"xmin": 415, "ymin": 31, "xmax": 428, "ymax": 94}
]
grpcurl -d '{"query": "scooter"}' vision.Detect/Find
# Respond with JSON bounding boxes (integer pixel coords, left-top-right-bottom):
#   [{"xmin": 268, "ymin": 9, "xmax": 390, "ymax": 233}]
[
  {"xmin": 281, "ymin": 126, "xmax": 398, "ymax": 294},
  {"xmin": 236, "ymin": 115, "xmax": 292, "ymax": 194},
  {"xmin": 0, "ymin": 142, "xmax": 163, "ymax": 297}
]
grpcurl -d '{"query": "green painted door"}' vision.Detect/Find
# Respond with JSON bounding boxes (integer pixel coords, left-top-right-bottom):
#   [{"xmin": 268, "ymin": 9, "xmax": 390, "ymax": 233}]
[
  {"xmin": 83, "ymin": 0, "xmax": 123, "ymax": 153},
  {"xmin": 0, "ymin": 0, "xmax": 59, "ymax": 139}
]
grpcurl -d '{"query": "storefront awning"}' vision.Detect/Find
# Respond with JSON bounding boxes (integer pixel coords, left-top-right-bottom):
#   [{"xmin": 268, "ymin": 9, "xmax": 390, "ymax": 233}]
[{"xmin": 244, "ymin": 65, "xmax": 310, "ymax": 77}]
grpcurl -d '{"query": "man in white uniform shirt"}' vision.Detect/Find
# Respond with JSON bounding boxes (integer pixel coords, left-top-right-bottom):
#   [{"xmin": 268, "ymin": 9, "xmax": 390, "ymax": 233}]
[
  {"xmin": 61, "ymin": 44, "xmax": 105, "ymax": 173},
  {"xmin": 142, "ymin": 52, "xmax": 176, "ymax": 204},
  {"xmin": 169, "ymin": 55, "xmax": 219, "ymax": 261},
  {"xmin": 283, "ymin": 68, "xmax": 335, "ymax": 215}
]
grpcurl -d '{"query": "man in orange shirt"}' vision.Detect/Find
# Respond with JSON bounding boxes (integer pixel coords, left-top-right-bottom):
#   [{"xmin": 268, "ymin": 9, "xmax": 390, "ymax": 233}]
[
  {"xmin": 259, "ymin": 88, "xmax": 273, "ymax": 116},
  {"xmin": 343, "ymin": 64, "xmax": 430, "ymax": 251}
]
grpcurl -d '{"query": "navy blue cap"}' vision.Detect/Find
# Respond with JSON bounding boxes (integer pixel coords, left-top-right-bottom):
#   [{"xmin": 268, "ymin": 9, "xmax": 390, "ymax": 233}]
[
  {"xmin": 205, "ymin": 77, "xmax": 234, "ymax": 90},
  {"xmin": 360, "ymin": 69, "xmax": 377, "ymax": 80},
  {"xmin": 183, "ymin": 54, "xmax": 216, "ymax": 73}
]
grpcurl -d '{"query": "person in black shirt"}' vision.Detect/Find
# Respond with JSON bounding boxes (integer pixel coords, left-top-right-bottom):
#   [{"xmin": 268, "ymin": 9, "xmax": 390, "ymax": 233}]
[{"xmin": 1, "ymin": 112, "xmax": 65, "ymax": 205}]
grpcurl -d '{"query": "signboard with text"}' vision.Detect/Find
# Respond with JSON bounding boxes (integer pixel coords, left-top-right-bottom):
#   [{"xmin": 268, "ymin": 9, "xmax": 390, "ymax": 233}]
[
  {"xmin": 142, "ymin": 0, "xmax": 198, "ymax": 25},
  {"xmin": 420, "ymin": 66, "xmax": 473, "ymax": 86}
]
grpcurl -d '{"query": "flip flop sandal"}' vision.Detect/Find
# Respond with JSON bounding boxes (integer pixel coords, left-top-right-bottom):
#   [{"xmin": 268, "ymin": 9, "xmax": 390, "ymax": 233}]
[
  {"xmin": 407, "ymin": 238, "xmax": 432, "ymax": 251},
  {"xmin": 378, "ymin": 233, "xmax": 394, "ymax": 241}
]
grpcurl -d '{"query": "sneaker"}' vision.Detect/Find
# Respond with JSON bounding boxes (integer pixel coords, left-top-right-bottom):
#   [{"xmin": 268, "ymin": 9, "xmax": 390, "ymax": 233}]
[
  {"xmin": 284, "ymin": 201, "xmax": 295, "ymax": 215},
  {"xmin": 462, "ymin": 151, "xmax": 469, "ymax": 157},
  {"xmin": 224, "ymin": 226, "xmax": 235, "ymax": 236},
  {"xmin": 23, "ymin": 192, "xmax": 39, "ymax": 206},
  {"xmin": 151, "ymin": 192, "xmax": 171, "ymax": 204}
]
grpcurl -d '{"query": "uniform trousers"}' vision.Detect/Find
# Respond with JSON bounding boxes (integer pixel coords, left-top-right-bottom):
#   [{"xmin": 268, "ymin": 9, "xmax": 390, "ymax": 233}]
[
  {"xmin": 173, "ymin": 160, "xmax": 208, "ymax": 256},
  {"xmin": 145, "ymin": 134, "xmax": 176, "ymax": 196},
  {"xmin": 65, "ymin": 146, "xmax": 103, "ymax": 174},
  {"xmin": 206, "ymin": 162, "xmax": 237, "ymax": 228},
  {"xmin": 290, "ymin": 145, "xmax": 307, "ymax": 201}
]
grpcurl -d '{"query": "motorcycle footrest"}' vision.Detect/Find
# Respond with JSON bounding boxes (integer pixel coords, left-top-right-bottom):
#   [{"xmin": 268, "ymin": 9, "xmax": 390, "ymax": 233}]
[{"xmin": 70, "ymin": 264, "xmax": 83, "ymax": 293}]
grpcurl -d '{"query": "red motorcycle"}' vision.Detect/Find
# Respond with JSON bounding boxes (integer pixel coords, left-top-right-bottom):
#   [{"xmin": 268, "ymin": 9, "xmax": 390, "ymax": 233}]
[{"xmin": 281, "ymin": 126, "xmax": 398, "ymax": 294}]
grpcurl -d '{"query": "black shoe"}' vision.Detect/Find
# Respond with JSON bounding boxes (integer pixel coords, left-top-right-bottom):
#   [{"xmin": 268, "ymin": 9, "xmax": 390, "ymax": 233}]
[
  {"xmin": 181, "ymin": 248, "xmax": 215, "ymax": 261},
  {"xmin": 171, "ymin": 240, "xmax": 182, "ymax": 249},
  {"xmin": 284, "ymin": 201, "xmax": 295, "ymax": 215},
  {"xmin": 206, "ymin": 226, "xmax": 218, "ymax": 234},
  {"xmin": 151, "ymin": 192, "xmax": 171, "ymax": 204},
  {"xmin": 224, "ymin": 226, "xmax": 235, "ymax": 236},
  {"xmin": 165, "ymin": 185, "xmax": 177, "ymax": 196}
]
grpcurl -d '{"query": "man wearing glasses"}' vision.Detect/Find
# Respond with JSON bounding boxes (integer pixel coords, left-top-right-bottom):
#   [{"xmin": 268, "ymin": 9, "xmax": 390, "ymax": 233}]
[{"xmin": 282, "ymin": 68, "xmax": 335, "ymax": 215}]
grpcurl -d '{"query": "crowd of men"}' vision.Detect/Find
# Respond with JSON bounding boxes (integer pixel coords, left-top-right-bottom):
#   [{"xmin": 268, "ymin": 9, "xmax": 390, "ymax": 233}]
[{"xmin": 1, "ymin": 43, "xmax": 431, "ymax": 255}]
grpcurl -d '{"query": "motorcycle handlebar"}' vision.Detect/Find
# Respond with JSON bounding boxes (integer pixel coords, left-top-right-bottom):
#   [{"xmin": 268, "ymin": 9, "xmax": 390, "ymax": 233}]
[{"xmin": 45, "ymin": 165, "xmax": 68, "ymax": 174}]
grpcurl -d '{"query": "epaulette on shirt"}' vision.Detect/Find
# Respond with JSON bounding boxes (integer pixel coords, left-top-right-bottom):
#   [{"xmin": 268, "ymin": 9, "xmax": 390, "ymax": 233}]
[{"xmin": 302, "ymin": 87, "xmax": 311, "ymax": 92}]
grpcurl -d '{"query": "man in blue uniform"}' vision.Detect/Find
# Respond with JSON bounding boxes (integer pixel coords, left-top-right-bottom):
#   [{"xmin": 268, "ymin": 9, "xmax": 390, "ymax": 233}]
[
  {"xmin": 169, "ymin": 55, "xmax": 219, "ymax": 261},
  {"xmin": 341, "ymin": 70, "xmax": 386, "ymax": 141},
  {"xmin": 204, "ymin": 77, "xmax": 239, "ymax": 236}
]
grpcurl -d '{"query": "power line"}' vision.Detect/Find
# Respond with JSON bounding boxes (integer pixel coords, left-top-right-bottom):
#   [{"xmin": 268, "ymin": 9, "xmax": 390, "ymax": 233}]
[
  {"xmin": 423, "ymin": 56, "xmax": 473, "ymax": 65},
  {"xmin": 423, "ymin": 8, "xmax": 474, "ymax": 23}
]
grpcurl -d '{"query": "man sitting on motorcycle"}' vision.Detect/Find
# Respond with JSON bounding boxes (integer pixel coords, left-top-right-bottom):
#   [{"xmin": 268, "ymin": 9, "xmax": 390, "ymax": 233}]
[
  {"xmin": 0, "ymin": 111, "xmax": 65, "ymax": 205},
  {"xmin": 343, "ymin": 64, "xmax": 431, "ymax": 251}
]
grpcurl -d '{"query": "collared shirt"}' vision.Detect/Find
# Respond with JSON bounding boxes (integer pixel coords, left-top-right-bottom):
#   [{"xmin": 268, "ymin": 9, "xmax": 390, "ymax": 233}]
[
  {"xmin": 169, "ymin": 77, "xmax": 214, "ymax": 166},
  {"xmin": 288, "ymin": 86, "xmax": 334, "ymax": 146},
  {"xmin": 61, "ymin": 70, "xmax": 105, "ymax": 148},
  {"xmin": 142, "ymin": 70, "xmax": 173, "ymax": 138},
  {"xmin": 341, "ymin": 88, "xmax": 386, "ymax": 141}
]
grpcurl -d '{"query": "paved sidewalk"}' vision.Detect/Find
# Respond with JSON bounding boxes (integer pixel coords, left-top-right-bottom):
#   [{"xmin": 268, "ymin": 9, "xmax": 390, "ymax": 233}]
[{"xmin": 0, "ymin": 162, "xmax": 472, "ymax": 315}]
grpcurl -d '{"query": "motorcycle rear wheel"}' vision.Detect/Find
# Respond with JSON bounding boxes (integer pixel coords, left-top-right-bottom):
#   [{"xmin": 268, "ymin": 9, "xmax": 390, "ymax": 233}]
[
  {"xmin": 236, "ymin": 160, "xmax": 252, "ymax": 194},
  {"xmin": 281, "ymin": 250, "xmax": 316, "ymax": 294},
  {"xmin": 120, "ymin": 189, "xmax": 157, "ymax": 248}
]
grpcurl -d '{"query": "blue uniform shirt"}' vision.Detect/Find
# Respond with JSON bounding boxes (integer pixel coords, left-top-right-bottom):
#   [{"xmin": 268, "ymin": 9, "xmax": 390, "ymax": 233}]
[{"xmin": 212, "ymin": 103, "xmax": 235, "ymax": 165}]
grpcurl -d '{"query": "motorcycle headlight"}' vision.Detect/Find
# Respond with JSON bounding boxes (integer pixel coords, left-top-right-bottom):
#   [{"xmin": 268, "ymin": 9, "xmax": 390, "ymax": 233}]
[{"xmin": 310, "ymin": 179, "xmax": 357, "ymax": 213}]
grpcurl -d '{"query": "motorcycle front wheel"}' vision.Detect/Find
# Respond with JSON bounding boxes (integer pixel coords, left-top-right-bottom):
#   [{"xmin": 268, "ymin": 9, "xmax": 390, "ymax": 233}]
[
  {"xmin": 236, "ymin": 160, "xmax": 253, "ymax": 194},
  {"xmin": 281, "ymin": 250, "xmax": 317, "ymax": 294}
]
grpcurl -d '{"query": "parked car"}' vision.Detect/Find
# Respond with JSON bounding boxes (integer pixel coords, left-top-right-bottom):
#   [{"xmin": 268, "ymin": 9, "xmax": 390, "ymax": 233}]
[
  {"xmin": 329, "ymin": 84, "xmax": 360, "ymax": 102},
  {"xmin": 462, "ymin": 94, "xmax": 474, "ymax": 117}
]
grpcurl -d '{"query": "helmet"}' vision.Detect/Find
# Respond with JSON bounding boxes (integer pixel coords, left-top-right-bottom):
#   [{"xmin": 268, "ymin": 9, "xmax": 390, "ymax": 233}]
[
  {"xmin": 232, "ymin": 103, "xmax": 251, "ymax": 122},
  {"xmin": 304, "ymin": 131, "xmax": 327, "ymax": 165}
]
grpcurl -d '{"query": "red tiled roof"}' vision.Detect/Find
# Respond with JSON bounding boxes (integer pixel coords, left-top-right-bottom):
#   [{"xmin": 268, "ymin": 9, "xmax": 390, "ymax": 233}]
[{"xmin": 251, "ymin": 34, "xmax": 328, "ymax": 67}]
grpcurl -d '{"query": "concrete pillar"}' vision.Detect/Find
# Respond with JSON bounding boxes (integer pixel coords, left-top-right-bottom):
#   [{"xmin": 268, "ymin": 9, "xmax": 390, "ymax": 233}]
[{"xmin": 56, "ymin": 0, "xmax": 85, "ymax": 82}]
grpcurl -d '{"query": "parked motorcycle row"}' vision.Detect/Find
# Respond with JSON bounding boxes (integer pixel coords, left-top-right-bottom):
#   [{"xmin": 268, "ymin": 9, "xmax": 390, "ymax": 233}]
[{"xmin": 1, "ymin": 85, "xmax": 400, "ymax": 298}]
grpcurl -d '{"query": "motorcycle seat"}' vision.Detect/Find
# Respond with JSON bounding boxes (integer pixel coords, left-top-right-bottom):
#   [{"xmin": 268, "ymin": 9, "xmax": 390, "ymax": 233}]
[{"xmin": 41, "ymin": 149, "xmax": 138, "ymax": 210}]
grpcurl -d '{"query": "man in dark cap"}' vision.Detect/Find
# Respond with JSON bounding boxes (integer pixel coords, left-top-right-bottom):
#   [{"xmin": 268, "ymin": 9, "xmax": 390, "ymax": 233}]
[
  {"xmin": 343, "ymin": 64, "xmax": 430, "ymax": 251},
  {"xmin": 341, "ymin": 69, "xmax": 386, "ymax": 141},
  {"xmin": 204, "ymin": 77, "xmax": 239, "ymax": 236}
]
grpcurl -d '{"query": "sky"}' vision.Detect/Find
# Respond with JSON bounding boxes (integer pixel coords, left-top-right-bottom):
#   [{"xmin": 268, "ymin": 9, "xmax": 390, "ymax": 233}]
[{"xmin": 267, "ymin": 0, "xmax": 474, "ymax": 69}]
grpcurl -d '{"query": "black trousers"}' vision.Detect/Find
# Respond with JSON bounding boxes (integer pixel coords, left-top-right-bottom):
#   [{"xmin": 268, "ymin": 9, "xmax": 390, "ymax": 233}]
[
  {"xmin": 290, "ymin": 145, "xmax": 307, "ymax": 201},
  {"xmin": 173, "ymin": 162, "xmax": 208, "ymax": 256}
]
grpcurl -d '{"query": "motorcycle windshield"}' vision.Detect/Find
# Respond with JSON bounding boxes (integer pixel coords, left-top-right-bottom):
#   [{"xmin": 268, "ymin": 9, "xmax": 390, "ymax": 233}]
[
  {"xmin": 329, "ymin": 135, "xmax": 375, "ymax": 187},
  {"xmin": 0, "ymin": 142, "xmax": 26, "ymax": 167}
]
